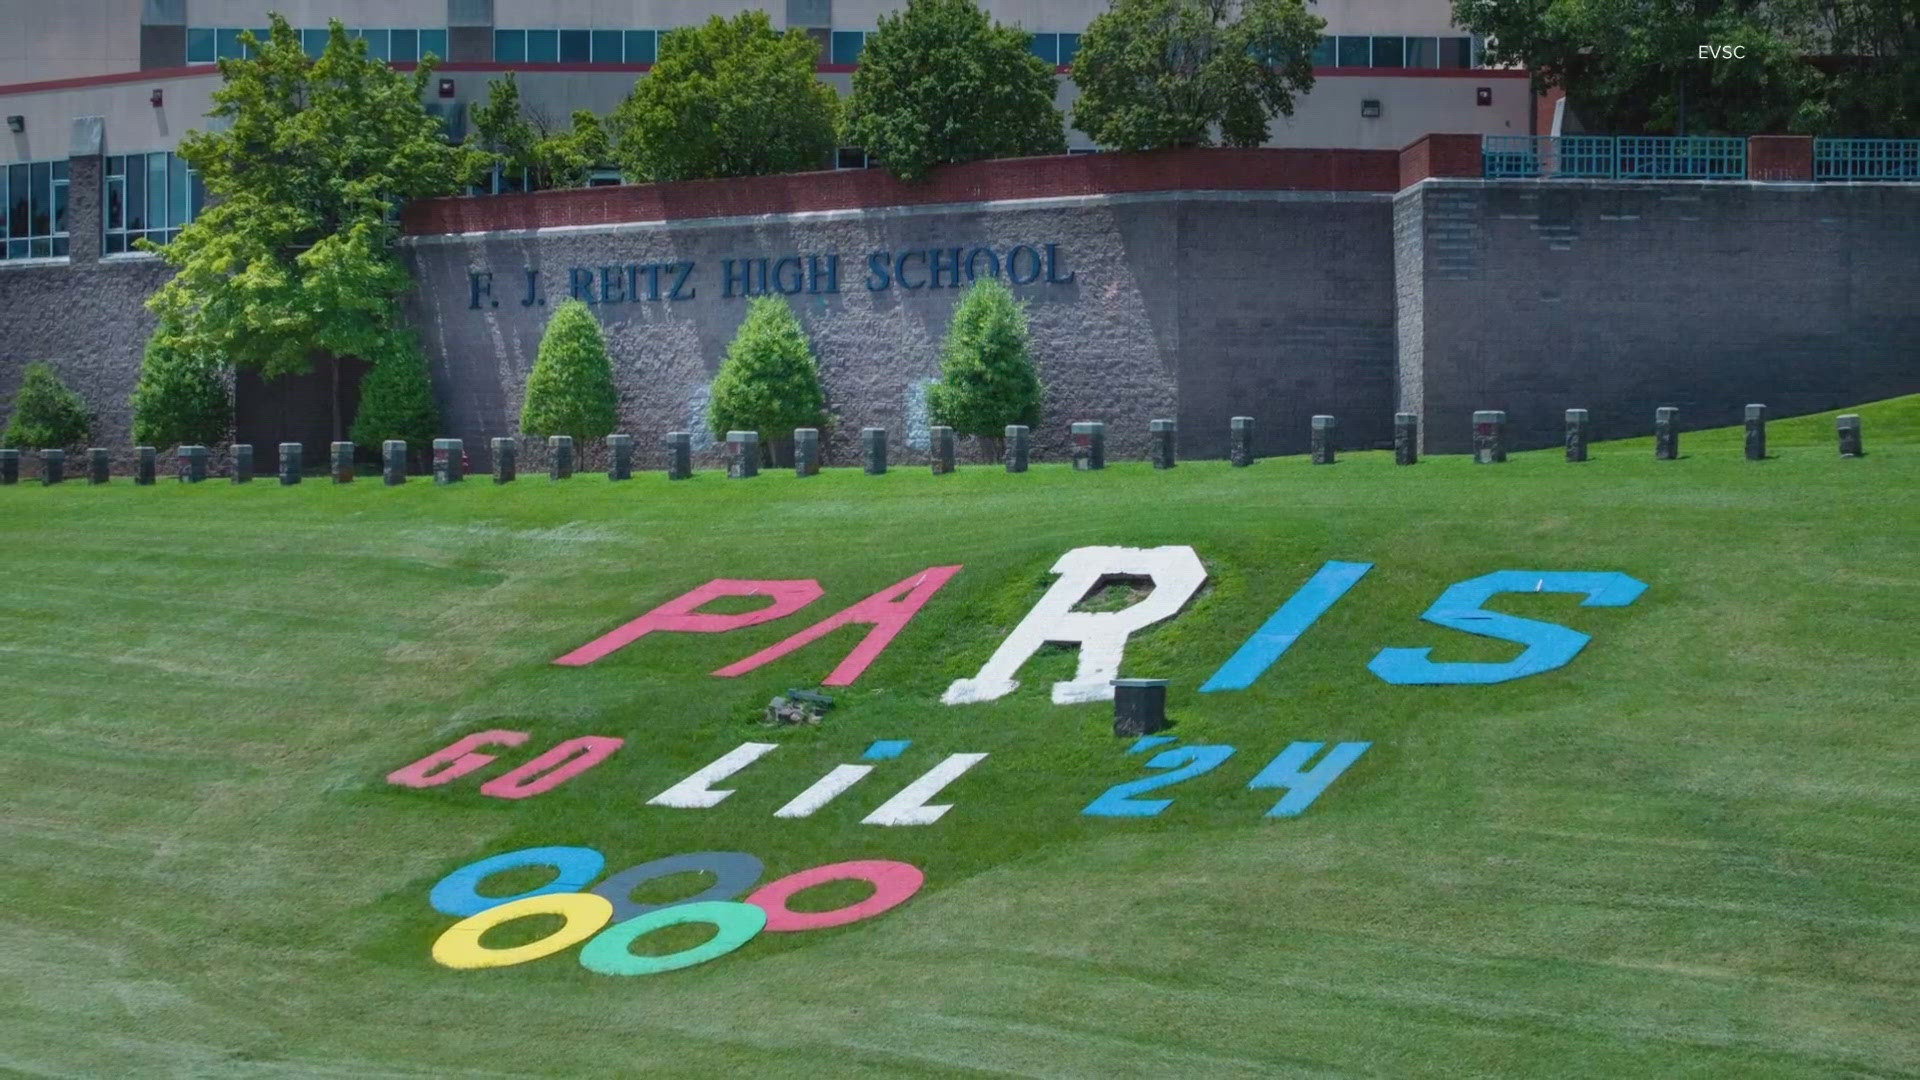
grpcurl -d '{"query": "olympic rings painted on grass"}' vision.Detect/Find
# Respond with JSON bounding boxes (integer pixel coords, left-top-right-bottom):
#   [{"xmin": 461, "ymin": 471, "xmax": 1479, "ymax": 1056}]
[
  {"xmin": 430, "ymin": 892, "xmax": 614, "ymax": 969},
  {"xmin": 428, "ymin": 845, "xmax": 606, "ymax": 917},
  {"xmin": 745, "ymin": 859, "xmax": 926, "ymax": 932},
  {"xmin": 590, "ymin": 851, "xmax": 764, "ymax": 923},
  {"xmin": 426, "ymin": 846, "xmax": 926, "ymax": 974},
  {"xmin": 577, "ymin": 900, "xmax": 767, "ymax": 976}
]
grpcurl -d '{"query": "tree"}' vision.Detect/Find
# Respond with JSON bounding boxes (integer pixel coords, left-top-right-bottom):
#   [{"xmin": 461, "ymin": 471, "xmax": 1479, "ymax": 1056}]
[
  {"xmin": 2, "ymin": 363, "xmax": 92, "ymax": 450},
  {"xmin": 1070, "ymin": 0, "xmax": 1325, "ymax": 151},
  {"xmin": 471, "ymin": 75, "xmax": 612, "ymax": 190},
  {"xmin": 844, "ymin": 0, "xmax": 1067, "ymax": 181},
  {"xmin": 611, "ymin": 11, "xmax": 839, "ymax": 181},
  {"xmin": 928, "ymin": 278, "xmax": 1044, "ymax": 459},
  {"xmin": 1776, "ymin": 0, "xmax": 1920, "ymax": 136},
  {"xmin": 1452, "ymin": 0, "xmax": 1815, "ymax": 134},
  {"xmin": 131, "ymin": 326, "xmax": 231, "ymax": 449},
  {"xmin": 349, "ymin": 332, "xmax": 442, "ymax": 461},
  {"xmin": 145, "ymin": 16, "xmax": 483, "ymax": 440},
  {"xmin": 708, "ymin": 296, "xmax": 828, "ymax": 465},
  {"xmin": 520, "ymin": 299, "xmax": 620, "ymax": 444}
]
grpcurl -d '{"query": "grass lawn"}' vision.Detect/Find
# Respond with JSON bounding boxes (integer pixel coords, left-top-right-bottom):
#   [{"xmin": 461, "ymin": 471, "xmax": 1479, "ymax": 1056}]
[{"xmin": 2, "ymin": 398, "xmax": 1916, "ymax": 1077}]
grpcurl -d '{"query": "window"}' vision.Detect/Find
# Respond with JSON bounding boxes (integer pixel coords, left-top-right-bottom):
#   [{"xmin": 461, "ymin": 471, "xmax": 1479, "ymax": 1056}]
[
  {"xmin": 215, "ymin": 28, "xmax": 244, "ymax": 60},
  {"xmin": 421, "ymin": 29, "xmax": 447, "ymax": 59},
  {"xmin": 2, "ymin": 159, "xmax": 69, "ymax": 260},
  {"xmin": 592, "ymin": 30, "xmax": 623, "ymax": 61},
  {"xmin": 1440, "ymin": 36, "xmax": 1473, "ymax": 69},
  {"xmin": 1370, "ymin": 36, "xmax": 1404, "ymax": 67},
  {"xmin": 1029, "ymin": 32, "xmax": 1059, "ymax": 65},
  {"xmin": 527, "ymin": 29, "xmax": 559, "ymax": 63},
  {"xmin": 1058, "ymin": 33, "xmax": 1080, "ymax": 66},
  {"xmin": 353, "ymin": 28, "xmax": 390, "ymax": 61},
  {"xmin": 192, "ymin": 27, "xmax": 447, "ymax": 64},
  {"xmin": 301, "ymin": 28, "xmax": 328, "ymax": 58},
  {"xmin": 625, "ymin": 30, "xmax": 657, "ymax": 63},
  {"xmin": 830, "ymin": 31, "xmax": 865, "ymax": 65},
  {"xmin": 559, "ymin": 29, "xmax": 592, "ymax": 62},
  {"xmin": 1312, "ymin": 35, "xmax": 1335, "ymax": 65},
  {"xmin": 103, "ymin": 152, "xmax": 200, "ymax": 255},
  {"xmin": 835, "ymin": 147, "xmax": 870, "ymax": 170},
  {"xmin": 1405, "ymin": 36, "xmax": 1438, "ymax": 68},
  {"xmin": 495, "ymin": 30, "xmax": 526, "ymax": 62},
  {"xmin": 187, "ymin": 28, "xmax": 215, "ymax": 62},
  {"xmin": 1336, "ymin": 35, "xmax": 1370, "ymax": 67},
  {"xmin": 391, "ymin": 29, "xmax": 419, "ymax": 63}
]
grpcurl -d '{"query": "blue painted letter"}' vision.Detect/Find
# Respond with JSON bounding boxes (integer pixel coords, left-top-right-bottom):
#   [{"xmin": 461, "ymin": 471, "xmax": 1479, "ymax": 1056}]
[
  {"xmin": 1246, "ymin": 741, "xmax": 1369, "ymax": 816},
  {"xmin": 1083, "ymin": 745, "xmax": 1236, "ymax": 817},
  {"xmin": 1201, "ymin": 560, "xmax": 1372, "ymax": 692},
  {"xmin": 1367, "ymin": 571, "xmax": 1647, "ymax": 685}
]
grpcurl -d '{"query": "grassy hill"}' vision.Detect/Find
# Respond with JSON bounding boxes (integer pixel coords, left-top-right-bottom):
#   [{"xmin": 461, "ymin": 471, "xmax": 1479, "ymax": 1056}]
[{"xmin": 2, "ymin": 399, "xmax": 1916, "ymax": 1077}]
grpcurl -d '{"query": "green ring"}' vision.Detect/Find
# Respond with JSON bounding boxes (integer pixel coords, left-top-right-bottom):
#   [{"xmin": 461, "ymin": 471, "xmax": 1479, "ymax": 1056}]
[{"xmin": 577, "ymin": 900, "xmax": 766, "ymax": 976}]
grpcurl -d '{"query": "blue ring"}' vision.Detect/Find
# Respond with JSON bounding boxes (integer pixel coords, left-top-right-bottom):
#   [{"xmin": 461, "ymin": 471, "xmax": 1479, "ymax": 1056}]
[{"xmin": 429, "ymin": 845, "xmax": 606, "ymax": 917}]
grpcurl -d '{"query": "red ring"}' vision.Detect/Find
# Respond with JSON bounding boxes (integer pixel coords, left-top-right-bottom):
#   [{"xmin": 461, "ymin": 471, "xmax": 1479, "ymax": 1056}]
[{"xmin": 744, "ymin": 859, "xmax": 925, "ymax": 931}]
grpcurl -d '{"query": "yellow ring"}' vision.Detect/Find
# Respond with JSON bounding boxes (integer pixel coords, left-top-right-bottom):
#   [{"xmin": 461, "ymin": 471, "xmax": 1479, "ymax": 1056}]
[{"xmin": 431, "ymin": 892, "xmax": 614, "ymax": 970}]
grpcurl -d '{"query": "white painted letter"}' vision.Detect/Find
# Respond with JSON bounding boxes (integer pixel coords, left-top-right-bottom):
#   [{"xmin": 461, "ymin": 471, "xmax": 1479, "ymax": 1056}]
[
  {"xmin": 773, "ymin": 764, "xmax": 873, "ymax": 819},
  {"xmin": 942, "ymin": 545, "xmax": 1207, "ymax": 705},
  {"xmin": 862, "ymin": 753, "xmax": 988, "ymax": 826},
  {"xmin": 647, "ymin": 741, "xmax": 779, "ymax": 809}
]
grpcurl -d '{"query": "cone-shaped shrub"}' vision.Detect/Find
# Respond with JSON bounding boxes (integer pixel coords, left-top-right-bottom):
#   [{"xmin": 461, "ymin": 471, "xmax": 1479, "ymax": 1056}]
[
  {"xmin": 3, "ymin": 362, "xmax": 92, "ymax": 449},
  {"xmin": 520, "ymin": 298, "xmax": 619, "ymax": 443},
  {"xmin": 708, "ymin": 295, "xmax": 827, "ymax": 457},
  {"xmin": 350, "ymin": 332, "xmax": 442, "ymax": 458},
  {"xmin": 928, "ymin": 276, "xmax": 1043, "ymax": 438},
  {"xmin": 132, "ymin": 326, "xmax": 232, "ymax": 449}
]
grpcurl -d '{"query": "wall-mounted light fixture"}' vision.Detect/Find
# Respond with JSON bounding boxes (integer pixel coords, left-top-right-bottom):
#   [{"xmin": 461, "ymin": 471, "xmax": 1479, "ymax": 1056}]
[
  {"xmin": 150, "ymin": 88, "xmax": 164, "ymax": 108},
  {"xmin": 1476, "ymin": 86, "xmax": 1493, "ymax": 106},
  {"xmin": 5, "ymin": 115, "xmax": 23, "ymax": 133},
  {"xmin": 1360, "ymin": 99, "xmax": 1382, "ymax": 119},
  {"xmin": 438, "ymin": 78, "xmax": 456, "ymax": 98}
]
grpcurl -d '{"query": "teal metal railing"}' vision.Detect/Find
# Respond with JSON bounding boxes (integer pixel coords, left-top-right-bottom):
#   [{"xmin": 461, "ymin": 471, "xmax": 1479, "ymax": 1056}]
[
  {"xmin": 1483, "ymin": 135, "xmax": 1746, "ymax": 180},
  {"xmin": 1814, "ymin": 138, "xmax": 1920, "ymax": 180}
]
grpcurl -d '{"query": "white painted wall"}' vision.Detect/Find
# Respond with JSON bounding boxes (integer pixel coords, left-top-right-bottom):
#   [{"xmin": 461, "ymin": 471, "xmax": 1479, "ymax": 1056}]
[
  {"xmin": 186, "ymin": 1, "xmax": 447, "ymax": 26},
  {"xmin": 0, "ymin": 0, "xmax": 142, "ymax": 85},
  {"xmin": 1, "ymin": 75, "xmax": 223, "ymax": 166}
]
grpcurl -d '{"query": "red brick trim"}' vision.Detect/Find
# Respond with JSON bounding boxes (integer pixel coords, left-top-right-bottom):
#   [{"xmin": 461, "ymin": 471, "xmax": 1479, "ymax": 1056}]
[
  {"xmin": 1397, "ymin": 133, "xmax": 1483, "ymax": 189},
  {"xmin": 1747, "ymin": 135, "xmax": 1814, "ymax": 182}
]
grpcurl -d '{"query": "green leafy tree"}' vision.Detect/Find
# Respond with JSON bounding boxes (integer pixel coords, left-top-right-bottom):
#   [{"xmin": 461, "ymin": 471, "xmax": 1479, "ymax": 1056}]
[
  {"xmin": 708, "ymin": 295, "xmax": 828, "ymax": 465},
  {"xmin": 349, "ymin": 332, "xmax": 442, "ymax": 461},
  {"xmin": 471, "ymin": 76, "xmax": 610, "ymax": 189},
  {"xmin": 928, "ymin": 278, "xmax": 1044, "ymax": 459},
  {"xmin": 844, "ymin": 0, "xmax": 1067, "ymax": 181},
  {"xmin": 468, "ymin": 72, "xmax": 540, "ymax": 189},
  {"xmin": 611, "ymin": 11, "xmax": 839, "ymax": 181},
  {"xmin": 131, "ymin": 326, "xmax": 231, "ymax": 448},
  {"xmin": 536, "ymin": 110, "xmax": 612, "ymax": 189},
  {"xmin": 520, "ymin": 299, "xmax": 620, "ymax": 444},
  {"xmin": 146, "ymin": 16, "xmax": 484, "ymax": 439},
  {"xmin": 2, "ymin": 363, "xmax": 92, "ymax": 450},
  {"xmin": 1070, "ymin": 0, "xmax": 1325, "ymax": 150},
  {"xmin": 1453, "ymin": 0, "xmax": 1815, "ymax": 134}
]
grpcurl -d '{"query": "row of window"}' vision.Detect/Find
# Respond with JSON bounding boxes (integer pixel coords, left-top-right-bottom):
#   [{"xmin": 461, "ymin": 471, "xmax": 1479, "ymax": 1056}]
[
  {"xmin": 104, "ymin": 153, "xmax": 203, "ymax": 254},
  {"xmin": 1, "ymin": 160, "xmax": 69, "ymax": 261},
  {"xmin": 825, "ymin": 30, "xmax": 1079, "ymax": 66},
  {"xmin": 187, "ymin": 27, "xmax": 450, "ymax": 64},
  {"xmin": 1312, "ymin": 35, "xmax": 1482, "ymax": 69},
  {"xmin": 493, "ymin": 29, "xmax": 659, "ymax": 64}
]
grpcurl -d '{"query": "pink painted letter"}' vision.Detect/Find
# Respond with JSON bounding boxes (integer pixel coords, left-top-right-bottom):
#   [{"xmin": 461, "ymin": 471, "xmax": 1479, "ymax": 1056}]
[
  {"xmin": 553, "ymin": 579, "xmax": 825, "ymax": 666},
  {"xmin": 711, "ymin": 566, "xmax": 963, "ymax": 685},
  {"xmin": 478, "ymin": 736, "xmax": 626, "ymax": 800},
  {"xmin": 387, "ymin": 729, "xmax": 530, "ymax": 789}
]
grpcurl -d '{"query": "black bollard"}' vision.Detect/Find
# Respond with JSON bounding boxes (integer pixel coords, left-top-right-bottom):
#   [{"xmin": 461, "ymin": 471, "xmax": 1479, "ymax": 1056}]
[
  {"xmin": 726, "ymin": 431, "xmax": 758, "ymax": 478},
  {"xmin": 1071, "ymin": 421, "xmax": 1105, "ymax": 470},
  {"xmin": 435, "ymin": 438, "xmax": 464, "ymax": 484},
  {"xmin": 1473, "ymin": 410, "xmax": 1505, "ymax": 464},
  {"xmin": 330, "ymin": 441, "xmax": 354, "ymax": 483},
  {"xmin": 663, "ymin": 432, "xmax": 690, "ymax": 480},
  {"xmin": 606, "ymin": 434, "xmax": 632, "ymax": 481},
  {"xmin": 1393, "ymin": 413, "xmax": 1418, "ymax": 466},
  {"xmin": 548, "ymin": 435, "xmax": 574, "ymax": 480},
  {"xmin": 0, "ymin": 448, "xmax": 17, "ymax": 485},
  {"xmin": 135, "ymin": 446, "xmax": 156, "ymax": 485},
  {"xmin": 1229, "ymin": 416, "xmax": 1254, "ymax": 467},
  {"xmin": 231, "ymin": 444, "xmax": 253, "ymax": 484},
  {"xmin": 793, "ymin": 429, "xmax": 819, "ymax": 477},
  {"xmin": 1310, "ymin": 415, "xmax": 1336, "ymax": 465},
  {"xmin": 383, "ymin": 440, "xmax": 408, "ymax": 485},
  {"xmin": 88, "ymin": 448, "xmax": 110, "ymax": 484},
  {"xmin": 279, "ymin": 443, "xmax": 303, "ymax": 485},
  {"xmin": 41, "ymin": 449, "xmax": 65, "ymax": 485},
  {"xmin": 1565, "ymin": 409, "xmax": 1590, "ymax": 463},
  {"xmin": 492, "ymin": 437, "xmax": 517, "ymax": 483},
  {"xmin": 1112, "ymin": 679, "xmax": 1169, "ymax": 738},
  {"xmin": 861, "ymin": 427, "xmax": 887, "ymax": 475},
  {"xmin": 1654, "ymin": 407, "xmax": 1679, "ymax": 461},
  {"xmin": 930, "ymin": 426, "xmax": 955, "ymax": 475},
  {"xmin": 1004, "ymin": 425, "xmax": 1029, "ymax": 473},
  {"xmin": 1744, "ymin": 404, "xmax": 1767, "ymax": 461},
  {"xmin": 1837, "ymin": 414, "xmax": 1863, "ymax": 458},
  {"xmin": 178, "ymin": 445, "xmax": 208, "ymax": 483},
  {"xmin": 1150, "ymin": 419, "xmax": 1176, "ymax": 469}
]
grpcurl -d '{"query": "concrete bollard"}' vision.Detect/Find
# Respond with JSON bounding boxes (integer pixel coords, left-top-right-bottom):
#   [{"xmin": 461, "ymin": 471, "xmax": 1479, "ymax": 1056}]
[
  {"xmin": 1310, "ymin": 415, "xmax": 1336, "ymax": 465},
  {"xmin": 606, "ymin": 434, "xmax": 632, "ymax": 481},
  {"xmin": 88, "ymin": 448, "xmax": 110, "ymax": 484},
  {"xmin": 1837, "ymin": 413, "xmax": 1863, "ymax": 458},
  {"xmin": 1654, "ymin": 407, "xmax": 1679, "ymax": 461},
  {"xmin": 1745, "ymin": 404, "xmax": 1767, "ymax": 461},
  {"xmin": 663, "ymin": 432, "xmax": 691, "ymax": 480},
  {"xmin": 178, "ymin": 445, "xmax": 208, "ymax": 483},
  {"xmin": 1005, "ymin": 425, "xmax": 1030, "ymax": 473},
  {"xmin": 930, "ymin": 426, "xmax": 955, "ymax": 475},
  {"xmin": 383, "ymin": 440, "xmax": 408, "ymax": 485},
  {"xmin": 330, "ymin": 441, "xmax": 354, "ymax": 483},
  {"xmin": 1472, "ymin": 410, "xmax": 1505, "ymax": 464},
  {"xmin": 41, "ymin": 449, "xmax": 65, "ymax": 485},
  {"xmin": 491, "ymin": 438, "xmax": 517, "ymax": 483},
  {"xmin": 231, "ymin": 444, "xmax": 253, "ymax": 484},
  {"xmin": 0, "ymin": 448, "xmax": 17, "ymax": 485},
  {"xmin": 1229, "ymin": 416, "xmax": 1255, "ymax": 467},
  {"xmin": 861, "ymin": 427, "xmax": 887, "ymax": 475},
  {"xmin": 135, "ymin": 446, "xmax": 155, "ymax": 485},
  {"xmin": 1150, "ymin": 419, "xmax": 1176, "ymax": 469},
  {"xmin": 1565, "ymin": 409, "xmax": 1590, "ymax": 463},
  {"xmin": 435, "ymin": 438, "xmax": 464, "ymax": 484},
  {"xmin": 793, "ymin": 429, "xmax": 819, "ymax": 477},
  {"xmin": 1112, "ymin": 678, "xmax": 1170, "ymax": 738},
  {"xmin": 548, "ymin": 435, "xmax": 574, "ymax": 480},
  {"xmin": 1071, "ymin": 421, "xmax": 1105, "ymax": 470},
  {"xmin": 1394, "ymin": 413, "xmax": 1418, "ymax": 466},
  {"xmin": 726, "ymin": 431, "xmax": 759, "ymax": 478},
  {"xmin": 279, "ymin": 443, "xmax": 303, "ymax": 485}
]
